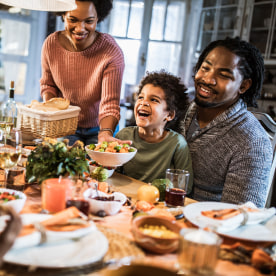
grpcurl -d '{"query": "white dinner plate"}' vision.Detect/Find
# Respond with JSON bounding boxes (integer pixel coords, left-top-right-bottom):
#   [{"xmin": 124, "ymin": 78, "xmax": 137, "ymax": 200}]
[
  {"xmin": 4, "ymin": 214, "xmax": 108, "ymax": 268},
  {"xmin": 184, "ymin": 202, "xmax": 276, "ymax": 242}
]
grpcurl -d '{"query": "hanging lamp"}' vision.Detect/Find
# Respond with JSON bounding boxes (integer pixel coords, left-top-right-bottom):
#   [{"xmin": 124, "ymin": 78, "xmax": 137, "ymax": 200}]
[{"xmin": 0, "ymin": 0, "xmax": 76, "ymax": 11}]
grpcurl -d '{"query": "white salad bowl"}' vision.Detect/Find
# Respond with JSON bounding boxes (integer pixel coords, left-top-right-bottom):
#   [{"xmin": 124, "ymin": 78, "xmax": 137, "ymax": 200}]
[
  {"xmin": 85, "ymin": 145, "xmax": 137, "ymax": 167},
  {"xmin": 0, "ymin": 188, "xmax": 26, "ymax": 213}
]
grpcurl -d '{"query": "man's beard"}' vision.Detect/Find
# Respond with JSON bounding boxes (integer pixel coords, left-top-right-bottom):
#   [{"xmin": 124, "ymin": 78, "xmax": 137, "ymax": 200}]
[{"xmin": 195, "ymin": 95, "xmax": 218, "ymax": 108}]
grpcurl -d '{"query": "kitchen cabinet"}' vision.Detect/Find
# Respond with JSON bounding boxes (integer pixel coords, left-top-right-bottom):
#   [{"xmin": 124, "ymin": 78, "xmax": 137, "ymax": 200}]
[
  {"xmin": 242, "ymin": 0, "xmax": 276, "ymax": 64},
  {"xmin": 186, "ymin": 0, "xmax": 276, "ymax": 114},
  {"xmin": 243, "ymin": 0, "xmax": 276, "ymax": 113},
  {"xmin": 194, "ymin": 0, "xmax": 276, "ymax": 65},
  {"xmin": 195, "ymin": 0, "xmax": 246, "ymax": 60}
]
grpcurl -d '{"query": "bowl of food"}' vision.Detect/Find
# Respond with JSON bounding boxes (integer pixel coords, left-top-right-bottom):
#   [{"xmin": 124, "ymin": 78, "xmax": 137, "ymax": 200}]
[
  {"xmin": 131, "ymin": 215, "xmax": 182, "ymax": 254},
  {"xmin": 0, "ymin": 188, "xmax": 26, "ymax": 213},
  {"xmin": 85, "ymin": 141, "xmax": 137, "ymax": 167},
  {"xmin": 83, "ymin": 189, "xmax": 127, "ymax": 216}
]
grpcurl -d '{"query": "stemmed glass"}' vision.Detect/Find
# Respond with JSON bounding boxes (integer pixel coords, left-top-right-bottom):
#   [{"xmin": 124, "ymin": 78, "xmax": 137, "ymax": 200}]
[{"xmin": 0, "ymin": 128, "xmax": 22, "ymax": 188}]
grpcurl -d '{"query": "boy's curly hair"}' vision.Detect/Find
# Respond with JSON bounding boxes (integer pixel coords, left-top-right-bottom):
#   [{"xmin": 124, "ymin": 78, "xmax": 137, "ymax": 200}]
[{"xmin": 138, "ymin": 70, "xmax": 189, "ymax": 132}]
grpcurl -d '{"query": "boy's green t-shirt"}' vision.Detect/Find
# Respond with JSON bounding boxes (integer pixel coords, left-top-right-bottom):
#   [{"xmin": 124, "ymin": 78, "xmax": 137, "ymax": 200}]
[{"xmin": 115, "ymin": 126, "xmax": 193, "ymax": 194}]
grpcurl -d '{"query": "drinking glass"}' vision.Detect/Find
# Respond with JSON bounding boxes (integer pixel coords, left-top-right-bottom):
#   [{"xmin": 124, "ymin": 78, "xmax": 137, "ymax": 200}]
[
  {"xmin": 0, "ymin": 121, "xmax": 14, "ymax": 134},
  {"xmin": 165, "ymin": 169, "xmax": 189, "ymax": 207},
  {"xmin": 0, "ymin": 128, "xmax": 22, "ymax": 188},
  {"xmin": 178, "ymin": 228, "xmax": 222, "ymax": 275},
  {"xmin": 65, "ymin": 177, "xmax": 90, "ymax": 216}
]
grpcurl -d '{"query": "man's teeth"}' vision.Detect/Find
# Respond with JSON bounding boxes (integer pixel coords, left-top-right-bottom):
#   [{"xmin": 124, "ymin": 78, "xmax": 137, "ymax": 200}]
[{"xmin": 201, "ymin": 87, "xmax": 211, "ymax": 94}]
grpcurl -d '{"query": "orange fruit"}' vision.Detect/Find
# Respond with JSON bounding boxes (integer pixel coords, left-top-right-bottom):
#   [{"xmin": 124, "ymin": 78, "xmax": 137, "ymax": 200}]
[{"xmin": 137, "ymin": 184, "xmax": 160, "ymax": 204}]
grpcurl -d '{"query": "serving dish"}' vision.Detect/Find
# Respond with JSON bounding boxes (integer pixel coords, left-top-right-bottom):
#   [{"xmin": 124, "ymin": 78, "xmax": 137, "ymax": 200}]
[
  {"xmin": 0, "ymin": 188, "xmax": 26, "ymax": 213},
  {"xmin": 131, "ymin": 215, "xmax": 182, "ymax": 254},
  {"xmin": 83, "ymin": 189, "xmax": 127, "ymax": 216},
  {"xmin": 85, "ymin": 145, "xmax": 137, "ymax": 167}
]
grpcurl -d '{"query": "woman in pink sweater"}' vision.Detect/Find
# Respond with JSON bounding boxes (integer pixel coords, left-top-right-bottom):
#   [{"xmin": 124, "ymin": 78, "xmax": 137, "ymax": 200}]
[{"xmin": 40, "ymin": 0, "xmax": 130, "ymax": 145}]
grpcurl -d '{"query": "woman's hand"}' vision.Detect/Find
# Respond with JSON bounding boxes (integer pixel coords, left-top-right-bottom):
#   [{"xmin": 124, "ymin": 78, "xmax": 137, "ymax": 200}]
[
  {"xmin": 0, "ymin": 206, "xmax": 22, "ymax": 265},
  {"xmin": 98, "ymin": 130, "xmax": 132, "ymax": 145}
]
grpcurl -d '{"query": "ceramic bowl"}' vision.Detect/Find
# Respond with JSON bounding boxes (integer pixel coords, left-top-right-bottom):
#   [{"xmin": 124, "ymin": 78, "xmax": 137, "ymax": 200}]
[
  {"xmin": 102, "ymin": 264, "xmax": 177, "ymax": 276},
  {"xmin": 0, "ymin": 188, "xmax": 26, "ymax": 213},
  {"xmin": 85, "ymin": 145, "xmax": 137, "ymax": 167},
  {"xmin": 88, "ymin": 163, "xmax": 115, "ymax": 178},
  {"xmin": 131, "ymin": 215, "xmax": 182, "ymax": 254},
  {"xmin": 83, "ymin": 189, "xmax": 127, "ymax": 216}
]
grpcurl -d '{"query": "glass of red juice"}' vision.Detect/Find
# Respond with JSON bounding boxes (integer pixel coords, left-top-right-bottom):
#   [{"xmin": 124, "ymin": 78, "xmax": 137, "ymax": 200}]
[
  {"xmin": 65, "ymin": 177, "xmax": 90, "ymax": 216},
  {"xmin": 165, "ymin": 169, "xmax": 190, "ymax": 207}
]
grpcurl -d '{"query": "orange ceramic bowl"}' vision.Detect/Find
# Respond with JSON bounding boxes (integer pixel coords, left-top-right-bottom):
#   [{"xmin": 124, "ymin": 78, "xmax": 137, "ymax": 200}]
[
  {"xmin": 131, "ymin": 215, "xmax": 182, "ymax": 254},
  {"xmin": 103, "ymin": 264, "xmax": 177, "ymax": 276}
]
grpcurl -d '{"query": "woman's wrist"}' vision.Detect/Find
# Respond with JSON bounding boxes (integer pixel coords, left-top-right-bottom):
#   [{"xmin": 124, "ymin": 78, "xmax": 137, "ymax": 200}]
[{"xmin": 99, "ymin": 128, "xmax": 114, "ymax": 136}]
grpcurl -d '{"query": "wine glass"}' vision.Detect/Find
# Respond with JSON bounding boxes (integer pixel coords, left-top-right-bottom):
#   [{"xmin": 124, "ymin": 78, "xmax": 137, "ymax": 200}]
[{"xmin": 0, "ymin": 128, "xmax": 22, "ymax": 188}]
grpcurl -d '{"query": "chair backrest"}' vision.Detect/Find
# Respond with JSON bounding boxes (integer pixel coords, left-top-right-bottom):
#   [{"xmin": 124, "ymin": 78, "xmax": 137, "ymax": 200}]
[{"xmin": 251, "ymin": 111, "xmax": 276, "ymax": 207}]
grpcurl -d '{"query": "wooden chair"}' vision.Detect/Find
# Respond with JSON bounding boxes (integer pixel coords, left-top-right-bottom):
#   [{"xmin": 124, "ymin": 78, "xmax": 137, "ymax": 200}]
[{"xmin": 251, "ymin": 111, "xmax": 276, "ymax": 207}]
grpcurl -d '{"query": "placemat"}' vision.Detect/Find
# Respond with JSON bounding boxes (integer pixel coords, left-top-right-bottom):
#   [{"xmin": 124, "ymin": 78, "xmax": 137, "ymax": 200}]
[{"xmin": 97, "ymin": 225, "xmax": 145, "ymax": 262}]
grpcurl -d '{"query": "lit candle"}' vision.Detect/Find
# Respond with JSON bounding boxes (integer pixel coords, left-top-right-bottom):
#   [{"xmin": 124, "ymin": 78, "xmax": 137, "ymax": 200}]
[{"xmin": 42, "ymin": 178, "xmax": 73, "ymax": 213}]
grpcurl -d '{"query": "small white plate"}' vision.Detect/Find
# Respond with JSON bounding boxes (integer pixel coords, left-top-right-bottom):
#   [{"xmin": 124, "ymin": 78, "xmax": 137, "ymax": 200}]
[
  {"xmin": 12, "ymin": 213, "xmax": 97, "ymax": 249},
  {"xmin": 184, "ymin": 202, "xmax": 276, "ymax": 242}
]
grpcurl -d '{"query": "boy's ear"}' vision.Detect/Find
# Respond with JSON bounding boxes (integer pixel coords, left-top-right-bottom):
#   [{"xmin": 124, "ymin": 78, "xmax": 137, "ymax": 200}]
[{"xmin": 166, "ymin": 110, "xmax": 175, "ymax": 121}]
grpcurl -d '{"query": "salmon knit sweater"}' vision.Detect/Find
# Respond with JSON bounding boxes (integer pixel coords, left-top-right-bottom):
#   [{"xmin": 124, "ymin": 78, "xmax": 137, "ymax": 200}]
[{"xmin": 40, "ymin": 31, "xmax": 125, "ymax": 128}]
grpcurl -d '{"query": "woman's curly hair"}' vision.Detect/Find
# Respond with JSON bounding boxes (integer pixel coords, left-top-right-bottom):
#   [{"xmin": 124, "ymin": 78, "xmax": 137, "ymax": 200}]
[
  {"xmin": 138, "ymin": 70, "xmax": 189, "ymax": 132},
  {"xmin": 194, "ymin": 37, "xmax": 264, "ymax": 107},
  {"xmin": 55, "ymin": 0, "xmax": 112, "ymax": 23}
]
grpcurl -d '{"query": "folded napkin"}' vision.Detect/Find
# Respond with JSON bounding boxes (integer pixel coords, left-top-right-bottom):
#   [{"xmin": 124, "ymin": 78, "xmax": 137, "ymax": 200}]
[
  {"xmin": 13, "ymin": 207, "xmax": 96, "ymax": 250},
  {"xmin": 19, "ymin": 207, "xmax": 91, "ymax": 237},
  {"xmin": 200, "ymin": 202, "xmax": 276, "ymax": 233}
]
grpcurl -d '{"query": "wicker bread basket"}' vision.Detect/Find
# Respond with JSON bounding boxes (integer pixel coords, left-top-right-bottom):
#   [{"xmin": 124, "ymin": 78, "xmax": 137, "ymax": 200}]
[{"xmin": 17, "ymin": 104, "xmax": 81, "ymax": 138}]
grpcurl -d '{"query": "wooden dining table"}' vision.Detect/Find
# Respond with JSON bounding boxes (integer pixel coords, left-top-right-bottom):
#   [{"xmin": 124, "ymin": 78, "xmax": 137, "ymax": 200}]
[{"xmin": 0, "ymin": 172, "xmax": 274, "ymax": 276}]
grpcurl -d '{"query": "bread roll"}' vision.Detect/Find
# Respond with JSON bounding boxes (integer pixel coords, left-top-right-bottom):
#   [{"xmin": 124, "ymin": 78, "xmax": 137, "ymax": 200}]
[{"xmin": 30, "ymin": 98, "xmax": 70, "ymax": 111}]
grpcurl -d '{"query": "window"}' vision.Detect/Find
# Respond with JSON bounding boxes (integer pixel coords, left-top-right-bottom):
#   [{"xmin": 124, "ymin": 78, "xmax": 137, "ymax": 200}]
[
  {"xmin": 107, "ymin": 0, "xmax": 187, "ymax": 98},
  {"xmin": 0, "ymin": 7, "xmax": 47, "ymax": 106}
]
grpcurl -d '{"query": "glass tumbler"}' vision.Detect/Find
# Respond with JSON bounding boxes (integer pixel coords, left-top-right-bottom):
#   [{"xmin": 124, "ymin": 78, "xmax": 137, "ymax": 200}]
[
  {"xmin": 65, "ymin": 177, "xmax": 90, "ymax": 216},
  {"xmin": 165, "ymin": 169, "xmax": 190, "ymax": 207},
  {"xmin": 178, "ymin": 228, "xmax": 222, "ymax": 276}
]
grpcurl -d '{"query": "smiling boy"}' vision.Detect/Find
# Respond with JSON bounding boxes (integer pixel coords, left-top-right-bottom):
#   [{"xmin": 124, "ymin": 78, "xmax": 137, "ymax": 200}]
[{"xmin": 116, "ymin": 70, "xmax": 193, "ymax": 193}]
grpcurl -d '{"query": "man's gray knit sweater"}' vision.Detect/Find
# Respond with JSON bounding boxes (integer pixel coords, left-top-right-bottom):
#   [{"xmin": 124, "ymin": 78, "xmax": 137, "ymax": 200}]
[{"xmin": 181, "ymin": 99, "xmax": 273, "ymax": 208}]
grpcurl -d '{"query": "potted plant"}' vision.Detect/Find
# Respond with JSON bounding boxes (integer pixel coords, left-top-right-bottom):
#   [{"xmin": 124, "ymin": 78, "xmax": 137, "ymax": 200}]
[{"xmin": 26, "ymin": 138, "xmax": 89, "ymax": 184}]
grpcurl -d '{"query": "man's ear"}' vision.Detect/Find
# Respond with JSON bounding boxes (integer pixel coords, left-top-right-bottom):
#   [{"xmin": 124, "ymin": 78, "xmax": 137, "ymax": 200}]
[{"xmin": 239, "ymin": 79, "xmax": 252, "ymax": 94}]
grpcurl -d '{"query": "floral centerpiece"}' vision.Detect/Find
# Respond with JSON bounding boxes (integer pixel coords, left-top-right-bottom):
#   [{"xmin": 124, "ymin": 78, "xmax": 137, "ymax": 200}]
[{"xmin": 26, "ymin": 138, "xmax": 89, "ymax": 184}]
